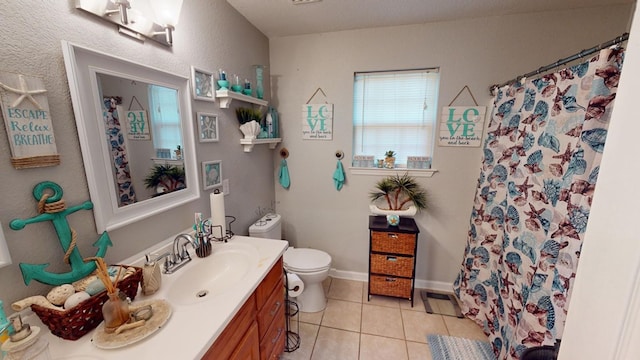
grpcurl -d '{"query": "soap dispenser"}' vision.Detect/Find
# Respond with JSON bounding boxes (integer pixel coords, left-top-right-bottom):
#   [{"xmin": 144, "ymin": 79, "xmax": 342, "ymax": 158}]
[
  {"xmin": 142, "ymin": 253, "xmax": 163, "ymax": 296},
  {"xmin": 1, "ymin": 314, "xmax": 50, "ymax": 360}
]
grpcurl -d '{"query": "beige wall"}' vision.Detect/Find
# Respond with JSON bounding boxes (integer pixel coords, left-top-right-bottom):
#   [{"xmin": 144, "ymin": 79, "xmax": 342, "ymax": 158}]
[
  {"xmin": 269, "ymin": 5, "xmax": 634, "ymax": 289},
  {"xmin": 0, "ymin": 1, "xmax": 273, "ymax": 306}
]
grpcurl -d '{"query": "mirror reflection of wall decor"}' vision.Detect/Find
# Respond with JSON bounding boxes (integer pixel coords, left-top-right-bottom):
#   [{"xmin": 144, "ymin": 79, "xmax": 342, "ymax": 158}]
[
  {"xmin": 122, "ymin": 96, "xmax": 151, "ymax": 140},
  {"xmin": 197, "ymin": 112, "xmax": 219, "ymax": 142},
  {"xmin": 61, "ymin": 41, "xmax": 200, "ymax": 233},
  {"xmin": 191, "ymin": 66, "xmax": 215, "ymax": 102},
  {"xmin": 0, "ymin": 71, "xmax": 60, "ymax": 168},
  {"xmin": 202, "ymin": 160, "xmax": 222, "ymax": 190}
]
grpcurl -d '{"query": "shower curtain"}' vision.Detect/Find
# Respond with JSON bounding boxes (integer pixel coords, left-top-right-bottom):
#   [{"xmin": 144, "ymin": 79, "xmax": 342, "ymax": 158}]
[
  {"xmin": 453, "ymin": 47, "xmax": 624, "ymax": 360},
  {"xmin": 103, "ymin": 96, "xmax": 137, "ymax": 206}
]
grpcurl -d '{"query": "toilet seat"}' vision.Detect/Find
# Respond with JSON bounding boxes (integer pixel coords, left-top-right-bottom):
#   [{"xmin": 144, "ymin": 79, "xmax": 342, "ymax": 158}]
[{"xmin": 284, "ymin": 248, "xmax": 331, "ymax": 273}]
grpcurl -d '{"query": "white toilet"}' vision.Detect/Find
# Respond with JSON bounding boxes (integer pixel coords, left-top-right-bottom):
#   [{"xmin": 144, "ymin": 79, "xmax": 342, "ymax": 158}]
[{"xmin": 249, "ymin": 213, "xmax": 332, "ymax": 312}]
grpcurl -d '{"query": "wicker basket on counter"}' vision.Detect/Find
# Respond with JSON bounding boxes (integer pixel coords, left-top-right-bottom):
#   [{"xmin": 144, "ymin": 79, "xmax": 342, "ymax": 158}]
[{"xmin": 30, "ymin": 265, "xmax": 142, "ymax": 341}]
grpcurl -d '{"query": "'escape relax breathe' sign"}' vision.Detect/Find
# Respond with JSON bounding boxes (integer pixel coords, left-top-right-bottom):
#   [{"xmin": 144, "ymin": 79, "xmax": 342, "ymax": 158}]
[
  {"xmin": 439, "ymin": 106, "xmax": 486, "ymax": 147},
  {"xmin": 0, "ymin": 72, "xmax": 59, "ymax": 168}
]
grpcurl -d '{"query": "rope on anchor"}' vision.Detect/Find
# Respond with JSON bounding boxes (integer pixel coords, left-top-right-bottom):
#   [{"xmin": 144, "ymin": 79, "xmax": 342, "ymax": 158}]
[{"xmin": 37, "ymin": 193, "xmax": 77, "ymax": 264}]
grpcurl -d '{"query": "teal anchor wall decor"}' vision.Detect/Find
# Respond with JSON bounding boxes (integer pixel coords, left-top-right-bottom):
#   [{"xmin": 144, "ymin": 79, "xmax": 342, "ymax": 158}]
[{"xmin": 10, "ymin": 181, "xmax": 112, "ymax": 285}]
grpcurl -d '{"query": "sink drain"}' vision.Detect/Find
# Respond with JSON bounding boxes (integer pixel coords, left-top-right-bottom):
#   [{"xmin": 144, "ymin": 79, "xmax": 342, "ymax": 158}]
[{"xmin": 196, "ymin": 290, "xmax": 209, "ymax": 298}]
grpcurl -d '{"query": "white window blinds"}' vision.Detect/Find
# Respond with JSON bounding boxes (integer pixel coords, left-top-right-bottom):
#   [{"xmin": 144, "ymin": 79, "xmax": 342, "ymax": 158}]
[
  {"xmin": 353, "ymin": 69, "xmax": 439, "ymax": 166},
  {"xmin": 149, "ymin": 85, "xmax": 181, "ymax": 151}
]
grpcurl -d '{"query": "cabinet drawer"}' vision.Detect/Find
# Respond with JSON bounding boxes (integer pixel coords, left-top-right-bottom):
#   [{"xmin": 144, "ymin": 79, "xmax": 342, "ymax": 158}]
[
  {"xmin": 370, "ymin": 253, "xmax": 414, "ymax": 277},
  {"xmin": 257, "ymin": 278, "xmax": 284, "ymax": 340},
  {"xmin": 257, "ymin": 257, "xmax": 283, "ymax": 309},
  {"xmin": 371, "ymin": 231, "xmax": 416, "ymax": 255},
  {"xmin": 369, "ymin": 275, "xmax": 412, "ymax": 299},
  {"xmin": 259, "ymin": 302, "xmax": 286, "ymax": 360}
]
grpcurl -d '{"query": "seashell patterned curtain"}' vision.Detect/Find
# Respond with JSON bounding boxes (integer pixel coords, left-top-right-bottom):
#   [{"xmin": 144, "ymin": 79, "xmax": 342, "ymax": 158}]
[
  {"xmin": 454, "ymin": 47, "xmax": 625, "ymax": 359},
  {"xmin": 103, "ymin": 96, "xmax": 137, "ymax": 206}
]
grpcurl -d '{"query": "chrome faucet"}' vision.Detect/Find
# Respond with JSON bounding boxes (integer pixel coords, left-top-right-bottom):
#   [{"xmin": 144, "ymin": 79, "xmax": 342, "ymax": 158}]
[{"xmin": 163, "ymin": 233, "xmax": 197, "ymax": 274}]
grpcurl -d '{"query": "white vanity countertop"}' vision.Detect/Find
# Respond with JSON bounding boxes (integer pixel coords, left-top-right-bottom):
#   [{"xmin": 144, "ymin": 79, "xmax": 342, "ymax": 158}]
[{"xmin": 23, "ymin": 235, "xmax": 288, "ymax": 360}]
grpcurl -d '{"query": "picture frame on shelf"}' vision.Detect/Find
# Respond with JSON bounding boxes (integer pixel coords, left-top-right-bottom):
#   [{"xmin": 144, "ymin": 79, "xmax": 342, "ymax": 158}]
[
  {"xmin": 197, "ymin": 112, "xmax": 219, "ymax": 142},
  {"xmin": 191, "ymin": 66, "xmax": 215, "ymax": 102},
  {"xmin": 202, "ymin": 160, "xmax": 222, "ymax": 190}
]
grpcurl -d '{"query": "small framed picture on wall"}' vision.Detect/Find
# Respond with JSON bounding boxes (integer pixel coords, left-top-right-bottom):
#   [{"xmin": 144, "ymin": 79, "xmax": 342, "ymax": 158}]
[
  {"xmin": 197, "ymin": 112, "xmax": 219, "ymax": 142},
  {"xmin": 202, "ymin": 160, "xmax": 222, "ymax": 190},
  {"xmin": 191, "ymin": 66, "xmax": 215, "ymax": 101}
]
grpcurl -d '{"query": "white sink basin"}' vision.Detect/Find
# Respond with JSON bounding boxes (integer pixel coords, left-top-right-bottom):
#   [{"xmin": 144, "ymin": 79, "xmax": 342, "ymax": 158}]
[{"xmin": 167, "ymin": 242, "xmax": 260, "ymax": 305}]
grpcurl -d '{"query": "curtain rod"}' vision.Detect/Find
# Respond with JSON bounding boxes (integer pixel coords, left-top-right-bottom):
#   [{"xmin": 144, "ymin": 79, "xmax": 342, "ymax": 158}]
[{"xmin": 489, "ymin": 32, "xmax": 629, "ymax": 95}]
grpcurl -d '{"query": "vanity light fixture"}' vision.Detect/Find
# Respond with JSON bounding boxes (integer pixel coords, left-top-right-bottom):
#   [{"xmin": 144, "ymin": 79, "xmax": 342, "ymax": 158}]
[{"xmin": 75, "ymin": 0, "xmax": 183, "ymax": 47}]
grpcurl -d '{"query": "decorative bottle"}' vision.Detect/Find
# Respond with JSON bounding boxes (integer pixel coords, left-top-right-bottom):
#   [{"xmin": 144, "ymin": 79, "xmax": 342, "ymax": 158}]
[
  {"xmin": 102, "ymin": 289, "xmax": 130, "ymax": 333},
  {"xmin": 255, "ymin": 65, "xmax": 264, "ymax": 99}
]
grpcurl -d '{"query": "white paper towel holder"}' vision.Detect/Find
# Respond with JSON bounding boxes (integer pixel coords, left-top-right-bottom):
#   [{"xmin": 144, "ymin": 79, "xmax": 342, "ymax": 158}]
[{"xmin": 208, "ymin": 189, "xmax": 236, "ymax": 243}]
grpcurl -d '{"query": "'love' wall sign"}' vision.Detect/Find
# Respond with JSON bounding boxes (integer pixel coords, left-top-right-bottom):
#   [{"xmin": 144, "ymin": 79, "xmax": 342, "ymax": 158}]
[{"xmin": 439, "ymin": 106, "xmax": 486, "ymax": 147}]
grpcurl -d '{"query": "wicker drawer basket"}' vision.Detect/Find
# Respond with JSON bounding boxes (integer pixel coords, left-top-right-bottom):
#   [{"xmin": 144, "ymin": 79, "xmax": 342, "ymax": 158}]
[
  {"xmin": 30, "ymin": 266, "xmax": 142, "ymax": 340},
  {"xmin": 371, "ymin": 231, "xmax": 416, "ymax": 255},
  {"xmin": 369, "ymin": 275, "xmax": 412, "ymax": 299},
  {"xmin": 370, "ymin": 254, "xmax": 414, "ymax": 277}
]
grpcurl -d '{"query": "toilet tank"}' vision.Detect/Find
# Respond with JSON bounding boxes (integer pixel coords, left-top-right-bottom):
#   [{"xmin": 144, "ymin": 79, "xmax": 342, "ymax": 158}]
[{"xmin": 248, "ymin": 213, "xmax": 282, "ymax": 239}]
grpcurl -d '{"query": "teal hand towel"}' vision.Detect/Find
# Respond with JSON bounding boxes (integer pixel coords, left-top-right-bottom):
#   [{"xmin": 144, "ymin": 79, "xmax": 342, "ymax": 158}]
[
  {"xmin": 279, "ymin": 159, "xmax": 290, "ymax": 189},
  {"xmin": 333, "ymin": 160, "xmax": 345, "ymax": 190}
]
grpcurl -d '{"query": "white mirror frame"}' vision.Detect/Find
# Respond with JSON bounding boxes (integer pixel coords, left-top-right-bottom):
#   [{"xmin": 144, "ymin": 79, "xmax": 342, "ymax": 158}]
[
  {"xmin": 61, "ymin": 41, "xmax": 200, "ymax": 233},
  {"xmin": 0, "ymin": 222, "xmax": 12, "ymax": 268}
]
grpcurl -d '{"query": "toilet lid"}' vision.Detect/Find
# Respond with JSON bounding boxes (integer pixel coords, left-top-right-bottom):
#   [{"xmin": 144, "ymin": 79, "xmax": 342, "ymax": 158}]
[{"xmin": 284, "ymin": 248, "xmax": 331, "ymax": 272}]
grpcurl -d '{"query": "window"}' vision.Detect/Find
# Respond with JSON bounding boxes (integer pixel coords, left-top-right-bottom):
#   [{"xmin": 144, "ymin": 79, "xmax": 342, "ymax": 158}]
[
  {"xmin": 352, "ymin": 69, "xmax": 440, "ymax": 167},
  {"xmin": 149, "ymin": 85, "xmax": 181, "ymax": 150}
]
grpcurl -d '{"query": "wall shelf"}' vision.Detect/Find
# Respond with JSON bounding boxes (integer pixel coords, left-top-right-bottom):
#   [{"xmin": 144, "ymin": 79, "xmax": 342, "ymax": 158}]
[
  {"xmin": 240, "ymin": 138, "xmax": 281, "ymax": 152},
  {"xmin": 216, "ymin": 90, "xmax": 268, "ymax": 108}
]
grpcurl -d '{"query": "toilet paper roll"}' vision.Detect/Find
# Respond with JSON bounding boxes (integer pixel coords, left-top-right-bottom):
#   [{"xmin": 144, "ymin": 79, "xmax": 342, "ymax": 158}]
[
  {"xmin": 210, "ymin": 191, "xmax": 226, "ymax": 239},
  {"xmin": 286, "ymin": 273, "xmax": 304, "ymax": 298}
]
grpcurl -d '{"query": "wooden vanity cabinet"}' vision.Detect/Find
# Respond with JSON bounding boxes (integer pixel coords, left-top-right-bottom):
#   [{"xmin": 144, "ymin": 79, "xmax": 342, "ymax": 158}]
[
  {"xmin": 256, "ymin": 258, "xmax": 286, "ymax": 360},
  {"xmin": 368, "ymin": 216, "xmax": 419, "ymax": 306},
  {"xmin": 202, "ymin": 257, "xmax": 285, "ymax": 360}
]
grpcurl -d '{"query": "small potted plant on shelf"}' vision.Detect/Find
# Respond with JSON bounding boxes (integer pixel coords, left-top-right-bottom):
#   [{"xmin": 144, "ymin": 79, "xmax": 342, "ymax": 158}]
[
  {"xmin": 369, "ymin": 173, "xmax": 427, "ymax": 218},
  {"xmin": 235, "ymin": 107, "xmax": 263, "ymax": 139},
  {"xmin": 384, "ymin": 150, "xmax": 396, "ymax": 169}
]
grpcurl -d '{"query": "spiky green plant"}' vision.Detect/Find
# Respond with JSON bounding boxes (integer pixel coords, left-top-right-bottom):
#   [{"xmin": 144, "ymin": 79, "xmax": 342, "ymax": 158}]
[
  {"xmin": 235, "ymin": 107, "xmax": 263, "ymax": 124},
  {"xmin": 144, "ymin": 164, "xmax": 186, "ymax": 193},
  {"xmin": 369, "ymin": 173, "xmax": 427, "ymax": 210}
]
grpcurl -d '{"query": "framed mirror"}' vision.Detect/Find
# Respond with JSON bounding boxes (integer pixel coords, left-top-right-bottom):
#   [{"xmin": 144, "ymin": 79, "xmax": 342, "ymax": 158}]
[
  {"xmin": 0, "ymin": 222, "xmax": 12, "ymax": 268},
  {"xmin": 61, "ymin": 41, "xmax": 200, "ymax": 233}
]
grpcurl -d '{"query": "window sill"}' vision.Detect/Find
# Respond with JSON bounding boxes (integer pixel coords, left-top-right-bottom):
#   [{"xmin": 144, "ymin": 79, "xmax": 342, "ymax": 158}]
[{"xmin": 348, "ymin": 167, "xmax": 438, "ymax": 178}]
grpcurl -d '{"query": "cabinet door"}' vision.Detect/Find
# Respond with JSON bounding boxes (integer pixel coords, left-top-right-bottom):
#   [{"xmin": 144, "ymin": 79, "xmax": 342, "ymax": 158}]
[
  {"xmin": 230, "ymin": 321, "xmax": 260, "ymax": 360},
  {"xmin": 202, "ymin": 294, "xmax": 257, "ymax": 360}
]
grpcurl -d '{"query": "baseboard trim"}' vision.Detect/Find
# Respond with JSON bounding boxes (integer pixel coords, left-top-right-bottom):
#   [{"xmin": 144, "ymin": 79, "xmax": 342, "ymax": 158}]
[{"xmin": 328, "ymin": 268, "xmax": 454, "ymax": 293}]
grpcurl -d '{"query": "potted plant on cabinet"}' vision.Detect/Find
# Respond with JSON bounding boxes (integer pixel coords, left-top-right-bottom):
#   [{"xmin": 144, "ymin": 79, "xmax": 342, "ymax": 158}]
[
  {"xmin": 369, "ymin": 173, "xmax": 427, "ymax": 218},
  {"xmin": 384, "ymin": 150, "xmax": 396, "ymax": 168},
  {"xmin": 144, "ymin": 164, "xmax": 186, "ymax": 196},
  {"xmin": 235, "ymin": 107, "xmax": 263, "ymax": 139}
]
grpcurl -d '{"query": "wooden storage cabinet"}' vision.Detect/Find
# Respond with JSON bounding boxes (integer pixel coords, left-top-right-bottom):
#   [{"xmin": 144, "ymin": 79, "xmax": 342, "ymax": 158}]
[
  {"xmin": 368, "ymin": 216, "xmax": 419, "ymax": 305},
  {"xmin": 203, "ymin": 257, "xmax": 285, "ymax": 360}
]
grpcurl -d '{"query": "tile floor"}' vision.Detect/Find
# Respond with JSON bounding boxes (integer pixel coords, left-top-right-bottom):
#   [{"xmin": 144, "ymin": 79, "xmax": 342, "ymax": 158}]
[{"xmin": 281, "ymin": 277, "xmax": 488, "ymax": 360}]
